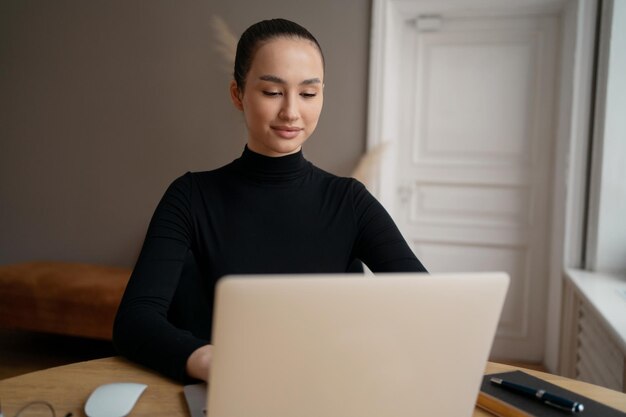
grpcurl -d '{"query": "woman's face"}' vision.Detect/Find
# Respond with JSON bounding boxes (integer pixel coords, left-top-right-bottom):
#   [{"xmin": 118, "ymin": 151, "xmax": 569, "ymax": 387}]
[{"xmin": 230, "ymin": 37, "xmax": 324, "ymax": 157}]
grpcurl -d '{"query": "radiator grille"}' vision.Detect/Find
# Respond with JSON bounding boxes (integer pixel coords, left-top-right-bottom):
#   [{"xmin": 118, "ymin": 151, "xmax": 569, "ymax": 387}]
[{"xmin": 575, "ymin": 300, "xmax": 624, "ymax": 391}]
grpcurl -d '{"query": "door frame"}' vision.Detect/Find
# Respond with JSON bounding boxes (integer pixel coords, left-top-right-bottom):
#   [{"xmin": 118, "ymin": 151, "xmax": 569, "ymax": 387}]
[{"xmin": 367, "ymin": 0, "xmax": 598, "ymax": 373}]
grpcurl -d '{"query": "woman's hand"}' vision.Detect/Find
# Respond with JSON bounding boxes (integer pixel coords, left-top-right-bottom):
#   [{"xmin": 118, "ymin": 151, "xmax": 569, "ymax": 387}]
[{"xmin": 186, "ymin": 344, "xmax": 213, "ymax": 381}]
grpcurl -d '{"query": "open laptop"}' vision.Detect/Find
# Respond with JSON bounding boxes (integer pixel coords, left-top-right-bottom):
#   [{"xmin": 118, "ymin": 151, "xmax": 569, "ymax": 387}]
[{"xmin": 197, "ymin": 272, "xmax": 509, "ymax": 417}]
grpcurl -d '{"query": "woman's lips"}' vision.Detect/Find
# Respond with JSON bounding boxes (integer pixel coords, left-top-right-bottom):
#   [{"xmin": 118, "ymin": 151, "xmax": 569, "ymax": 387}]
[{"xmin": 271, "ymin": 126, "xmax": 303, "ymax": 139}]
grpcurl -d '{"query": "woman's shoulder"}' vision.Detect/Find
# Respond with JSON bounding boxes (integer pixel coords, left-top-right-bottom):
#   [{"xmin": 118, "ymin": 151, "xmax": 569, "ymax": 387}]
[
  {"xmin": 158, "ymin": 161, "xmax": 238, "ymax": 201},
  {"xmin": 173, "ymin": 159, "xmax": 239, "ymax": 184},
  {"xmin": 309, "ymin": 165, "xmax": 370, "ymax": 194}
]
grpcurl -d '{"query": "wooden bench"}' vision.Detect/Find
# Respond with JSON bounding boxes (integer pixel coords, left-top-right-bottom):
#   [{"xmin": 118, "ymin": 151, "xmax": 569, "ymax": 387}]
[{"xmin": 0, "ymin": 262, "xmax": 131, "ymax": 340}]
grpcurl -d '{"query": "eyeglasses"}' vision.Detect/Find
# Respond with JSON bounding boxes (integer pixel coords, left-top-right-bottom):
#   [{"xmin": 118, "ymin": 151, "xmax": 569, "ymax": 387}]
[{"xmin": 0, "ymin": 400, "xmax": 72, "ymax": 417}]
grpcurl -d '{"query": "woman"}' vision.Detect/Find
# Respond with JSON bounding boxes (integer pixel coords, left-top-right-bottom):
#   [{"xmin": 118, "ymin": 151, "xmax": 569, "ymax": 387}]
[{"xmin": 113, "ymin": 18, "xmax": 427, "ymax": 383}]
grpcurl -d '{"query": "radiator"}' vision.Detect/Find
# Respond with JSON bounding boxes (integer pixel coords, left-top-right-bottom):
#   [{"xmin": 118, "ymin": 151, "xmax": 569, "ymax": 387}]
[{"xmin": 575, "ymin": 300, "xmax": 624, "ymax": 391}]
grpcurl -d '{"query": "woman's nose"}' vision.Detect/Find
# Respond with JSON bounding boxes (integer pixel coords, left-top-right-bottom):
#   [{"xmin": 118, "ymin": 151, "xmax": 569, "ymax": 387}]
[{"xmin": 279, "ymin": 96, "xmax": 299, "ymax": 121}]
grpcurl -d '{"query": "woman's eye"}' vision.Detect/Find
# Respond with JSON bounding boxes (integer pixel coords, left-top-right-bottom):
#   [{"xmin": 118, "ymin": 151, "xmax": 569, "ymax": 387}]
[
  {"xmin": 301, "ymin": 93, "xmax": 317, "ymax": 98},
  {"xmin": 262, "ymin": 91, "xmax": 281, "ymax": 97}
]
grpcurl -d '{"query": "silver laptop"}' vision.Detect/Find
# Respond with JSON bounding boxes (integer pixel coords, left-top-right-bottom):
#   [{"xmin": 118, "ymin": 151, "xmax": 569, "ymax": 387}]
[{"xmin": 205, "ymin": 272, "xmax": 509, "ymax": 417}]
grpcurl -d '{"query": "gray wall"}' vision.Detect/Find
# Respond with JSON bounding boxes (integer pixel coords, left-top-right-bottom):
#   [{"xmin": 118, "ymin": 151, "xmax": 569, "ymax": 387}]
[{"xmin": 0, "ymin": 0, "xmax": 371, "ymax": 267}]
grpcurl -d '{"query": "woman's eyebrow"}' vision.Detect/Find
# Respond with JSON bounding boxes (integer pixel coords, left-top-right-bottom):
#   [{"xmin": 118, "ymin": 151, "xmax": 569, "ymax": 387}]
[
  {"xmin": 301, "ymin": 78, "xmax": 322, "ymax": 85},
  {"xmin": 259, "ymin": 75, "xmax": 322, "ymax": 85}
]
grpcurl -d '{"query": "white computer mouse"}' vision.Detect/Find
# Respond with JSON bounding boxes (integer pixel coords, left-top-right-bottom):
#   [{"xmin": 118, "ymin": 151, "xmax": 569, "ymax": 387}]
[{"xmin": 84, "ymin": 382, "xmax": 148, "ymax": 417}]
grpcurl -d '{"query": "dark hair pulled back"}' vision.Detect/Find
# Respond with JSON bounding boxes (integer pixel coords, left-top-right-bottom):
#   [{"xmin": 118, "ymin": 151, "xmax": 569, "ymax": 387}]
[{"xmin": 234, "ymin": 18, "xmax": 324, "ymax": 91}]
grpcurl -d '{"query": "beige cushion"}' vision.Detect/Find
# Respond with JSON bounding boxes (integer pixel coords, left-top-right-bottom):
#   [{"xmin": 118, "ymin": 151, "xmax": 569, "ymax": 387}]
[{"xmin": 0, "ymin": 262, "xmax": 130, "ymax": 340}]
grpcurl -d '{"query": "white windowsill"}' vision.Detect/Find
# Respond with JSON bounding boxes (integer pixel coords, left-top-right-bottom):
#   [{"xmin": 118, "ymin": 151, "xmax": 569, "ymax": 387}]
[{"xmin": 565, "ymin": 268, "xmax": 626, "ymax": 356}]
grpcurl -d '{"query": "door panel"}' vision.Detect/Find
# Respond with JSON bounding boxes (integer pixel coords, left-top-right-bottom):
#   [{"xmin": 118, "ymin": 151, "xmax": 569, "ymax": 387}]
[{"xmin": 396, "ymin": 13, "xmax": 558, "ymax": 360}]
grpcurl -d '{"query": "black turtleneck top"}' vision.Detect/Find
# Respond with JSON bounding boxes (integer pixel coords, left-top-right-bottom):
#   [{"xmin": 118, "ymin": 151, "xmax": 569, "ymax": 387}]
[{"xmin": 113, "ymin": 147, "xmax": 427, "ymax": 382}]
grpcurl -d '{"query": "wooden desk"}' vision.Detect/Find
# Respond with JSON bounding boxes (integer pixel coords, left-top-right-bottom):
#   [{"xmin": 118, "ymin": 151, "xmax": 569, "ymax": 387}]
[{"xmin": 1, "ymin": 357, "xmax": 625, "ymax": 416}]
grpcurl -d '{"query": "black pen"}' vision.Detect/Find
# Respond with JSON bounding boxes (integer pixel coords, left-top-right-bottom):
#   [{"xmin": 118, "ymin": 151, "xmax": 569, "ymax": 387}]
[{"xmin": 490, "ymin": 377, "xmax": 585, "ymax": 413}]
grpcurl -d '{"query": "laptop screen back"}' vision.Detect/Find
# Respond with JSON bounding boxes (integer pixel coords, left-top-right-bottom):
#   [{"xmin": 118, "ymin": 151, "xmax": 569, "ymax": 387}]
[{"xmin": 207, "ymin": 272, "xmax": 509, "ymax": 417}]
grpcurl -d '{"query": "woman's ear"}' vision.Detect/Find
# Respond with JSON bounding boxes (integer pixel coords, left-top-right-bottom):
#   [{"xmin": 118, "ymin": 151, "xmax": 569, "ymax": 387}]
[{"xmin": 230, "ymin": 80, "xmax": 244, "ymax": 111}]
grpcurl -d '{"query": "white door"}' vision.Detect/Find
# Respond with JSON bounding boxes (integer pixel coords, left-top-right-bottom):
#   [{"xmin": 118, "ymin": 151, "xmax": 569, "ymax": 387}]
[{"xmin": 393, "ymin": 13, "xmax": 559, "ymax": 361}]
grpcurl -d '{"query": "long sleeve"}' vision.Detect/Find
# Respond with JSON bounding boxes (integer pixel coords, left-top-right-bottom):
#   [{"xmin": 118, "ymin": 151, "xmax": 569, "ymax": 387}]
[
  {"xmin": 350, "ymin": 180, "xmax": 427, "ymax": 273},
  {"xmin": 113, "ymin": 173, "xmax": 207, "ymax": 382}
]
